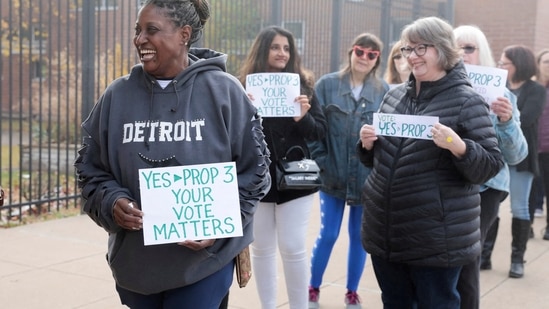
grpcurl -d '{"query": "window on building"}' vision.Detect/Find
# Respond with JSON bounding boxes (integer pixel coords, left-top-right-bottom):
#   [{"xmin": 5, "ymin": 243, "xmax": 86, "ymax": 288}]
[
  {"xmin": 31, "ymin": 60, "xmax": 46, "ymax": 80},
  {"xmin": 282, "ymin": 21, "xmax": 304, "ymax": 55}
]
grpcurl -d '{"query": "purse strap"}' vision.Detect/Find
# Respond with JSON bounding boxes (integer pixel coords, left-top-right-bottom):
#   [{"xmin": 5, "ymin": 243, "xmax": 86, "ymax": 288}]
[
  {"xmin": 268, "ymin": 129, "xmax": 308, "ymax": 160},
  {"xmin": 283, "ymin": 145, "xmax": 307, "ymax": 160}
]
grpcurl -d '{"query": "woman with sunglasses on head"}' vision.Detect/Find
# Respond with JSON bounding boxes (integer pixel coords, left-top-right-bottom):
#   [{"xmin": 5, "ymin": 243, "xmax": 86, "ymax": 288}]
[
  {"xmin": 384, "ymin": 40, "xmax": 411, "ymax": 86},
  {"xmin": 453, "ymin": 24, "xmax": 527, "ymax": 309},
  {"xmin": 490, "ymin": 45, "xmax": 546, "ymax": 279},
  {"xmin": 238, "ymin": 26, "xmax": 327, "ymax": 309},
  {"xmin": 307, "ymin": 33, "xmax": 388, "ymax": 309},
  {"xmin": 357, "ymin": 17, "xmax": 504, "ymax": 308}
]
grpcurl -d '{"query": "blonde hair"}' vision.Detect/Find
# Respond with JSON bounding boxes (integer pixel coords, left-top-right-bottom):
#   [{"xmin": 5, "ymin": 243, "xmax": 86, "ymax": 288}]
[
  {"xmin": 384, "ymin": 40, "xmax": 406, "ymax": 84},
  {"xmin": 453, "ymin": 25, "xmax": 495, "ymax": 67}
]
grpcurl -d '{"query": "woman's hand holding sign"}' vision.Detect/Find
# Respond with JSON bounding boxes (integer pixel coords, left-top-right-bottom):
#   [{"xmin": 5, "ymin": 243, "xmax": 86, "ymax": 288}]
[
  {"xmin": 491, "ymin": 96, "xmax": 513, "ymax": 123},
  {"xmin": 113, "ymin": 198, "xmax": 143, "ymax": 231},
  {"xmin": 360, "ymin": 124, "xmax": 378, "ymax": 150},
  {"xmin": 293, "ymin": 95, "xmax": 311, "ymax": 122},
  {"xmin": 431, "ymin": 123, "xmax": 466, "ymax": 158}
]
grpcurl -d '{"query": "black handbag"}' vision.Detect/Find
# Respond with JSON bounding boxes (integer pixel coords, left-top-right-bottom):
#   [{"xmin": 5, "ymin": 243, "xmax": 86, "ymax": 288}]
[{"xmin": 276, "ymin": 146, "xmax": 321, "ymax": 191}]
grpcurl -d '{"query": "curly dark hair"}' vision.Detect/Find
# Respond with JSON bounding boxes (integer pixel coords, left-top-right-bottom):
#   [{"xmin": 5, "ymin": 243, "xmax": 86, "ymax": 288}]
[{"xmin": 141, "ymin": 0, "xmax": 210, "ymax": 45}]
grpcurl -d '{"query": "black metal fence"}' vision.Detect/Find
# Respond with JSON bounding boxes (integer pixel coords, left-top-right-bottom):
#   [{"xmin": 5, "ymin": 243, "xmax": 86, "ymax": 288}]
[{"xmin": 0, "ymin": 0, "xmax": 452, "ymax": 225}]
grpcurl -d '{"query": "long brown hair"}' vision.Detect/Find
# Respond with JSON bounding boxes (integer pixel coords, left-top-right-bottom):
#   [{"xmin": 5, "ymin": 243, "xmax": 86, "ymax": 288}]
[{"xmin": 238, "ymin": 26, "xmax": 314, "ymax": 97}]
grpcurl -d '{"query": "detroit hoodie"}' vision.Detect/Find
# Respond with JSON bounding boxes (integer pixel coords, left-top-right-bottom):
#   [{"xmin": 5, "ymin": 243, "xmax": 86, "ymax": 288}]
[{"xmin": 75, "ymin": 48, "xmax": 271, "ymax": 294}]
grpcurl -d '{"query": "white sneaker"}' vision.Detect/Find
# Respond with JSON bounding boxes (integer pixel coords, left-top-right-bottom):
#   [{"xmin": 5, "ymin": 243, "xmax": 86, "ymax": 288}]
[{"xmin": 535, "ymin": 209, "xmax": 544, "ymax": 218}]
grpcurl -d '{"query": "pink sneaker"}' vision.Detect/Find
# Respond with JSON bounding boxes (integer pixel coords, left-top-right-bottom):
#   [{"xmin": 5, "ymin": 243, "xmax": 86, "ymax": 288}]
[
  {"xmin": 308, "ymin": 286, "xmax": 320, "ymax": 309},
  {"xmin": 344, "ymin": 291, "xmax": 362, "ymax": 309}
]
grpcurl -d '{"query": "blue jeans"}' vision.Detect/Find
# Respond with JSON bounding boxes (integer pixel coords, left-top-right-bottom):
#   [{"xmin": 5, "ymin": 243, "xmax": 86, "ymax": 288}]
[
  {"xmin": 509, "ymin": 165, "xmax": 534, "ymax": 220},
  {"xmin": 116, "ymin": 261, "xmax": 233, "ymax": 309},
  {"xmin": 371, "ymin": 255, "xmax": 462, "ymax": 309}
]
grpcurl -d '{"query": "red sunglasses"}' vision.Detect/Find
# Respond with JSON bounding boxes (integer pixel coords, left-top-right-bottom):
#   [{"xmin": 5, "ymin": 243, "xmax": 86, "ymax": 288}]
[{"xmin": 353, "ymin": 46, "xmax": 380, "ymax": 60}]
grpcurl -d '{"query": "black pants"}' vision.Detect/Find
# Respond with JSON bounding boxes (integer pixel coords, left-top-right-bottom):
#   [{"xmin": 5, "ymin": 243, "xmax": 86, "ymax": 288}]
[
  {"xmin": 457, "ymin": 188, "xmax": 508, "ymax": 309},
  {"xmin": 529, "ymin": 153, "xmax": 549, "ymax": 226}
]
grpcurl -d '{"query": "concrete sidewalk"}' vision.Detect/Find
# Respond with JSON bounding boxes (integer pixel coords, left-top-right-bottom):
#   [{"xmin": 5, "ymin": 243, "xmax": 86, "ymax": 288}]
[{"xmin": 1, "ymin": 196, "xmax": 549, "ymax": 308}]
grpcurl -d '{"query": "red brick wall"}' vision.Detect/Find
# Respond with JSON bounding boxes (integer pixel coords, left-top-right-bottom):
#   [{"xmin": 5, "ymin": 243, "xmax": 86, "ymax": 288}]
[{"xmin": 454, "ymin": 0, "xmax": 546, "ymax": 61}]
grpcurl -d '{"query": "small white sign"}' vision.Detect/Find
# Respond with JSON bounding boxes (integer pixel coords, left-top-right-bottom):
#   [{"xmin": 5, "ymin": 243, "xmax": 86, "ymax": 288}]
[
  {"xmin": 246, "ymin": 72, "xmax": 301, "ymax": 117},
  {"xmin": 464, "ymin": 64, "xmax": 508, "ymax": 106},
  {"xmin": 138, "ymin": 162, "xmax": 242, "ymax": 246},
  {"xmin": 373, "ymin": 113, "xmax": 439, "ymax": 140}
]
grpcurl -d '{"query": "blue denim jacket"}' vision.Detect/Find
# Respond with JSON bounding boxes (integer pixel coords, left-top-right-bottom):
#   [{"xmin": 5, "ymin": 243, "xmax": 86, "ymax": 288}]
[
  {"xmin": 482, "ymin": 88, "xmax": 528, "ymax": 193},
  {"xmin": 308, "ymin": 72, "xmax": 388, "ymax": 204}
]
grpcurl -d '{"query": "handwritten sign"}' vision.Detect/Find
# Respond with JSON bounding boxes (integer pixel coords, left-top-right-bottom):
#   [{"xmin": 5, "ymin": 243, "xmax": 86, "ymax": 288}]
[
  {"xmin": 138, "ymin": 162, "xmax": 242, "ymax": 246},
  {"xmin": 464, "ymin": 64, "xmax": 507, "ymax": 106},
  {"xmin": 373, "ymin": 113, "xmax": 439, "ymax": 140},
  {"xmin": 246, "ymin": 72, "xmax": 301, "ymax": 117}
]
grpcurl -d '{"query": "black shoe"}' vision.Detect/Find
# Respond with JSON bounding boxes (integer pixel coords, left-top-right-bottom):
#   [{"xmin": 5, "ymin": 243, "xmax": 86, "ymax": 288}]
[
  {"xmin": 480, "ymin": 259, "xmax": 492, "ymax": 270},
  {"xmin": 509, "ymin": 262, "xmax": 524, "ymax": 278}
]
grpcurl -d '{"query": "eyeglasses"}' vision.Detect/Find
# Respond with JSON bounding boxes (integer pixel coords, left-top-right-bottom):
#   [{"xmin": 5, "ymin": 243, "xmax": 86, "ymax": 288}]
[
  {"xmin": 497, "ymin": 61, "xmax": 512, "ymax": 67},
  {"xmin": 353, "ymin": 46, "xmax": 380, "ymax": 60},
  {"xmin": 460, "ymin": 45, "xmax": 477, "ymax": 54},
  {"xmin": 400, "ymin": 44, "xmax": 434, "ymax": 58}
]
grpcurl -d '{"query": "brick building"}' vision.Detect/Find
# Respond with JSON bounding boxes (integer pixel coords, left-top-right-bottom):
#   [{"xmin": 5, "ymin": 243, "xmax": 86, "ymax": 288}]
[{"xmin": 454, "ymin": 0, "xmax": 549, "ymax": 59}]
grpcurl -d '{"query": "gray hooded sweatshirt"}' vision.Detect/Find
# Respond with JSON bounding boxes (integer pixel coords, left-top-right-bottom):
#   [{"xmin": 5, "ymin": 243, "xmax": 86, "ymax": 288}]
[{"xmin": 75, "ymin": 48, "xmax": 271, "ymax": 294}]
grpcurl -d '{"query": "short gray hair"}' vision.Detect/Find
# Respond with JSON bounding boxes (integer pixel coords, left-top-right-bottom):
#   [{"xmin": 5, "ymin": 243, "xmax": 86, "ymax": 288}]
[{"xmin": 401, "ymin": 16, "xmax": 459, "ymax": 71}]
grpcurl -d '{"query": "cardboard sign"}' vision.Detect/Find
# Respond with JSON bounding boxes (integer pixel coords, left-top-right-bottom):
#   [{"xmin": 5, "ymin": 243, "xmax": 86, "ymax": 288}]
[
  {"xmin": 246, "ymin": 72, "xmax": 301, "ymax": 117},
  {"xmin": 373, "ymin": 113, "xmax": 439, "ymax": 140},
  {"xmin": 138, "ymin": 162, "xmax": 242, "ymax": 246},
  {"xmin": 464, "ymin": 64, "xmax": 508, "ymax": 106}
]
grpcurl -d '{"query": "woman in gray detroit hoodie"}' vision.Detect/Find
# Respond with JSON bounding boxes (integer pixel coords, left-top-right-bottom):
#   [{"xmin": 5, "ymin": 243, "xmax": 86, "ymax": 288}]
[{"xmin": 74, "ymin": 1, "xmax": 270, "ymax": 308}]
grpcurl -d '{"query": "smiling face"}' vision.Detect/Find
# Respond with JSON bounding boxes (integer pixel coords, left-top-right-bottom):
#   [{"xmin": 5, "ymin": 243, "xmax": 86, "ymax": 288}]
[
  {"xmin": 266, "ymin": 34, "xmax": 290, "ymax": 72},
  {"xmin": 133, "ymin": 4, "xmax": 189, "ymax": 79},
  {"xmin": 404, "ymin": 43, "xmax": 445, "ymax": 83}
]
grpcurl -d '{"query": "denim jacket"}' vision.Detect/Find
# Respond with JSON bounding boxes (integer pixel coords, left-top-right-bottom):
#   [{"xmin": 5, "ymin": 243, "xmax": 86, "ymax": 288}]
[
  {"xmin": 308, "ymin": 72, "xmax": 388, "ymax": 205},
  {"xmin": 482, "ymin": 88, "xmax": 528, "ymax": 193}
]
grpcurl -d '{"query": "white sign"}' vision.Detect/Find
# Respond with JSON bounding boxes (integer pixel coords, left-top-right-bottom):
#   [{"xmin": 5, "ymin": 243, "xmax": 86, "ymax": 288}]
[
  {"xmin": 246, "ymin": 72, "xmax": 301, "ymax": 117},
  {"xmin": 464, "ymin": 64, "xmax": 507, "ymax": 106},
  {"xmin": 373, "ymin": 113, "xmax": 439, "ymax": 140},
  {"xmin": 138, "ymin": 162, "xmax": 242, "ymax": 246}
]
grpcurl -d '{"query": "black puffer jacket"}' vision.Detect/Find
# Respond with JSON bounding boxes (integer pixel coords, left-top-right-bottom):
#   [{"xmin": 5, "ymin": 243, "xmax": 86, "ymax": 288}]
[{"xmin": 357, "ymin": 61, "xmax": 504, "ymax": 267}]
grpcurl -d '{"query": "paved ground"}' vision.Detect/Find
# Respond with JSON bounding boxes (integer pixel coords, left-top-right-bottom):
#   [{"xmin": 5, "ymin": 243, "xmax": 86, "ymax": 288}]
[{"xmin": 1, "ymin": 196, "xmax": 549, "ymax": 308}]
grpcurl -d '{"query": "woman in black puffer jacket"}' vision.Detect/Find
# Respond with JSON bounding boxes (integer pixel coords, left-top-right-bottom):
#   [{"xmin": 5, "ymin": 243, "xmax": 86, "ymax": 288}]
[{"xmin": 357, "ymin": 17, "xmax": 504, "ymax": 309}]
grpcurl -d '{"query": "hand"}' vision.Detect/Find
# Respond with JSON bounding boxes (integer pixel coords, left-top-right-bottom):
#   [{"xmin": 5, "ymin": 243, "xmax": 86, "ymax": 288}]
[
  {"xmin": 490, "ymin": 96, "xmax": 512, "ymax": 123},
  {"xmin": 247, "ymin": 93, "xmax": 255, "ymax": 101},
  {"xmin": 178, "ymin": 239, "xmax": 216, "ymax": 251},
  {"xmin": 113, "ymin": 198, "xmax": 143, "ymax": 231},
  {"xmin": 431, "ymin": 123, "xmax": 466, "ymax": 158},
  {"xmin": 359, "ymin": 124, "xmax": 378, "ymax": 150},
  {"xmin": 293, "ymin": 95, "xmax": 311, "ymax": 122}
]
